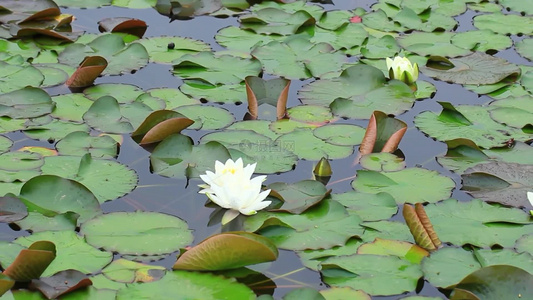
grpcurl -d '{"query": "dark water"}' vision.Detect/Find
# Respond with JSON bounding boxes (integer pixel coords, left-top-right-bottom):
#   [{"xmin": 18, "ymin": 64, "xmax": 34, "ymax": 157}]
[{"xmin": 3, "ymin": 0, "xmax": 531, "ymax": 298}]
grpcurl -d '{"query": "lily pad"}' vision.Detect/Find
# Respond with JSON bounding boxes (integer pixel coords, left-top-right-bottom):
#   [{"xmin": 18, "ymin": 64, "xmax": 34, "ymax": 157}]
[
  {"xmin": 515, "ymin": 38, "xmax": 533, "ymax": 62},
  {"xmin": 331, "ymin": 191, "xmax": 398, "ymax": 221},
  {"xmin": 116, "ymin": 270, "xmax": 255, "ymax": 300},
  {"xmin": 84, "ymin": 83, "xmax": 143, "ymax": 104},
  {"xmin": 0, "ymin": 194, "xmax": 27, "ymax": 223},
  {"xmin": 180, "ymin": 82, "xmax": 247, "ymax": 104},
  {"xmin": 98, "ymin": 17, "xmax": 147, "ymax": 38},
  {"xmin": 297, "ymin": 238, "xmax": 363, "ymax": 271},
  {"xmin": 244, "ymin": 199, "xmax": 363, "ymax": 250},
  {"xmin": 489, "ymin": 96, "xmax": 533, "ymax": 129},
  {"xmin": 0, "ymin": 87, "xmax": 54, "ymax": 119},
  {"xmin": 30, "ymin": 270, "xmax": 92, "ymax": 299},
  {"xmin": 251, "ymin": 38, "xmax": 346, "ymax": 79},
  {"xmin": 172, "ymin": 51, "xmax": 262, "ymax": 85},
  {"xmin": 14, "ymin": 212, "xmax": 78, "ymax": 233},
  {"xmin": 414, "ymin": 103, "xmax": 532, "ymax": 149},
  {"xmin": 83, "ymin": 96, "xmax": 134, "ymax": 134},
  {"xmin": 174, "ymin": 105, "xmax": 234, "ymax": 130},
  {"xmin": 357, "ymin": 238, "xmax": 429, "ymax": 264},
  {"xmin": 173, "ymin": 232, "xmax": 278, "ymax": 271},
  {"xmin": 58, "ymin": 34, "xmax": 148, "ymax": 75},
  {"xmin": 275, "ymin": 128, "xmax": 354, "ymax": 160},
  {"xmin": 55, "ymin": 131, "xmax": 118, "ymax": 158},
  {"xmin": 424, "ymin": 198, "xmax": 532, "ymax": 248},
  {"xmin": 268, "ymin": 180, "xmax": 329, "ymax": 214},
  {"xmin": 18, "ymin": 175, "xmax": 102, "ymax": 223},
  {"xmin": 320, "ymin": 254, "xmax": 423, "ymax": 296},
  {"xmin": 136, "ymin": 36, "xmax": 211, "ymax": 64},
  {"xmin": 461, "ymin": 162, "xmax": 533, "ymax": 208},
  {"xmin": 359, "ymin": 152, "xmax": 406, "ymax": 172},
  {"xmin": 50, "ymin": 94, "xmax": 93, "ymax": 123},
  {"xmin": 240, "ymin": 8, "xmax": 316, "ymax": 35},
  {"xmin": 473, "ymin": 13, "xmax": 533, "ymax": 35},
  {"xmin": 131, "ymin": 110, "xmax": 193, "ymax": 144},
  {"xmin": 2, "ymin": 240, "xmax": 56, "ymax": 282},
  {"xmin": 15, "ymin": 231, "xmax": 113, "ymax": 277},
  {"xmin": 40, "ymin": 154, "xmax": 138, "ymax": 203},
  {"xmin": 82, "ymin": 211, "xmax": 193, "ymax": 256},
  {"xmin": 102, "ymin": 258, "xmax": 165, "ymax": 283},
  {"xmin": 451, "ymin": 30, "xmax": 512, "ymax": 53},
  {"xmin": 215, "ymin": 26, "xmax": 287, "ymax": 52},
  {"xmin": 312, "ymin": 124, "xmax": 365, "ymax": 146},
  {"xmin": 352, "ymin": 168, "xmax": 455, "ymax": 204},
  {"xmin": 0, "ymin": 61, "xmax": 44, "ymax": 93},
  {"xmin": 151, "ymin": 133, "xmax": 231, "ymax": 179},
  {"xmin": 451, "ymin": 265, "xmax": 533, "ymax": 300},
  {"xmin": 397, "ymin": 32, "xmax": 471, "ymax": 57}
]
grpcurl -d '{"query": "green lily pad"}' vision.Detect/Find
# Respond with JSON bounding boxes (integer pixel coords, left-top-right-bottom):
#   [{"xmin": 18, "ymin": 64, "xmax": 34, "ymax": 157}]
[
  {"xmin": 362, "ymin": 9, "xmax": 406, "ymax": 33},
  {"xmin": 14, "ymin": 230, "xmax": 113, "ymax": 277},
  {"xmin": 0, "ymin": 61, "xmax": 43, "ymax": 93},
  {"xmin": 268, "ymin": 180, "xmax": 329, "ymax": 214},
  {"xmin": 437, "ymin": 140, "xmax": 533, "ymax": 174},
  {"xmin": 0, "ymin": 87, "xmax": 54, "ymax": 119},
  {"xmin": 50, "ymin": 94, "xmax": 93, "ymax": 123},
  {"xmin": 82, "ymin": 211, "xmax": 193, "ymax": 256},
  {"xmin": 0, "ymin": 135, "xmax": 12, "ymax": 153},
  {"xmin": 331, "ymin": 191, "xmax": 398, "ymax": 221},
  {"xmin": 55, "ymin": 131, "xmax": 118, "ymax": 158},
  {"xmin": 172, "ymin": 51, "xmax": 262, "ymax": 85},
  {"xmin": 360, "ymin": 35, "xmax": 399, "ymax": 59},
  {"xmin": 14, "ymin": 212, "xmax": 78, "ymax": 233},
  {"xmin": 359, "ymin": 152, "xmax": 406, "ymax": 172},
  {"xmin": 102, "ymin": 258, "xmax": 166, "ymax": 283},
  {"xmin": 58, "ymin": 34, "xmax": 148, "ymax": 75},
  {"xmin": 151, "ymin": 133, "xmax": 231, "ymax": 179},
  {"xmin": 320, "ymin": 254, "xmax": 423, "ymax": 296},
  {"xmin": 300, "ymin": 65, "xmax": 415, "ymax": 119},
  {"xmin": 312, "ymin": 124, "xmax": 365, "ymax": 146},
  {"xmin": 84, "ymin": 83, "xmax": 143, "ymax": 104},
  {"xmin": 489, "ymin": 96, "xmax": 533, "ymax": 129},
  {"xmin": 421, "ymin": 52, "xmax": 520, "ymax": 85},
  {"xmin": 275, "ymin": 128, "xmax": 354, "ymax": 160},
  {"xmin": 35, "ymin": 64, "xmax": 73, "ymax": 88},
  {"xmin": 451, "ymin": 265, "xmax": 533, "ymax": 300},
  {"xmin": 200, "ymin": 130, "xmax": 297, "ymax": 174},
  {"xmin": 473, "ymin": 13, "xmax": 533, "ymax": 35},
  {"xmin": 0, "ymin": 194, "xmax": 27, "ymax": 223},
  {"xmin": 297, "ymin": 238, "xmax": 363, "ymax": 271},
  {"xmin": 83, "ymin": 96, "xmax": 134, "ymax": 134},
  {"xmin": 422, "ymin": 247, "xmax": 533, "ymax": 289},
  {"xmin": 116, "ymin": 270, "xmax": 255, "ymax": 299},
  {"xmin": 244, "ymin": 199, "xmax": 363, "ymax": 250},
  {"xmin": 352, "ymin": 168, "xmax": 455, "ymax": 204},
  {"xmin": 516, "ymin": 38, "xmax": 533, "ymax": 61},
  {"xmin": 397, "ymin": 32, "xmax": 471, "ymax": 57},
  {"xmin": 40, "ymin": 154, "xmax": 138, "ymax": 203},
  {"xmin": 23, "ymin": 119, "xmax": 90, "ymax": 142},
  {"xmin": 515, "ymin": 234, "xmax": 533, "ymax": 254},
  {"xmin": 287, "ymin": 105, "xmax": 334, "ymax": 124},
  {"xmin": 424, "ymin": 198, "xmax": 532, "ymax": 248},
  {"xmin": 357, "ymin": 238, "xmax": 428, "ymax": 264},
  {"xmin": 320, "ymin": 287, "xmax": 371, "ymax": 300},
  {"xmin": 174, "ymin": 105, "xmax": 234, "ymax": 130},
  {"xmin": 173, "ymin": 231, "xmax": 278, "ymax": 271},
  {"xmin": 215, "ymin": 26, "xmax": 287, "ymax": 52},
  {"xmin": 240, "ymin": 8, "xmax": 316, "ymax": 35},
  {"xmin": 135, "ymin": 36, "xmax": 211, "ymax": 64},
  {"xmin": 451, "ymin": 30, "xmax": 512, "ymax": 53},
  {"xmin": 461, "ymin": 162, "xmax": 533, "ymax": 208},
  {"xmin": 414, "ymin": 102, "xmax": 532, "ymax": 149},
  {"xmin": 180, "ymin": 82, "xmax": 247, "ymax": 104},
  {"xmin": 18, "ymin": 175, "xmax": 102, "ymax": 223},
  {"xmin": 53, "ymin": 0, "xmax": 111, "ymax": 8},
  {"xmin": 251, "ymin": 38, "xmax": 346, "ymax": 79}
]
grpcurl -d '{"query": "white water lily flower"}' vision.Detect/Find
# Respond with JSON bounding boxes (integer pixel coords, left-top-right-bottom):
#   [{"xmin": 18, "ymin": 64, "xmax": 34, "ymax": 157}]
[
  {"xmin": 199, "ymin": 158, "xmax": 271, "ymax": 224},
  {"xmin": 528, "ymin": 192, "xmax": 533, "ymax": 216},
  {"xmin": 386, "ymin": 56, "xmax": 419, "ymax": 85}
]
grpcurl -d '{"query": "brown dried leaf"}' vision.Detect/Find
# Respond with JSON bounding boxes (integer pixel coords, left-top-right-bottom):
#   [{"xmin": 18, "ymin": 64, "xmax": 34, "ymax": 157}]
[{"xmin": 403, "ymin": 203, "xmax": 442, "ymax": 251}]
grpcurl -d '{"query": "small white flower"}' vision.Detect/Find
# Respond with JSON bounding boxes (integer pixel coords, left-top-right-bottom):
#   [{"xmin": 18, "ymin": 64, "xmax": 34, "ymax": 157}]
[
  {"xmin": 386, "ymin": 56, "xmax": 419, "ymax": 85},
  {"xmin": 199, "ymin": 158, "xmax": 271, "ymax": 224},
  {"xmin": 528, "ymin": 192, "xmax": 533, "ymax": 206}
]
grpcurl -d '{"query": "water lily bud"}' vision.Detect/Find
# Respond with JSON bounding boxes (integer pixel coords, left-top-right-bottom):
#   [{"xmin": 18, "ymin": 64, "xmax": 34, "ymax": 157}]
[
  {"xmin": 386, "ymin": 56, "xmax": 419, "ymax": 85},
  {"xmin": 313, "ymin": 157, "xmax": 332, "ymax": 177}
]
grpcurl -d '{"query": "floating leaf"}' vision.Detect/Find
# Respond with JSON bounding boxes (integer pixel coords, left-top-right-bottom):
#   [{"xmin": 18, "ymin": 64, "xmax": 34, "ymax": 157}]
[
  {"xmin": 0, "ymin": 194, "xmax": 27, "ymax": 223},
  {"xmin": 283, "ymin": 288, "xmax": 324, "ymax": 300},
  {"xmin": 245, "ymin": 76, "xmax": 290, "ymax": 120},
  {"xmin": 421, "ymin": 52, "xmax": 520, "ymax": 85},
  {"xmin": 331, "ymin": 191, "xmax": 398, "ymax": 221},
  {"xmin": 83, "ymin": 96, "xmax": 134, "ymax": 134},
  {"xmin": 516, "ymin": 38, "xmax": 533, "ymax": 62},
  {"xmin": 461, "ymin": 162, "xmax": 533, "ymax": 208},
  {"xmin": 98, "ymin": 17, "xmax": 147, "ymax": 38},
  {"xmin": 0, "ymin": 274, "xmax": 14, "ymax": 296},
  {"xmin": 18, "ymin": 175, "xmax": 102, "ymax": 223},
  {"xmin": 359, "ymin": 111, "xmax": 407, "ymax": 156},
  {"xmin": 15, "ymin": 212, "xmax": 78, "ymax": 233},
  {"xmin": 489, "ymin": 96, "xmax": 533, "ymax": 129},
  {"xmin": 30, "ymin": 270, "xmax": 92, "ymax": 299},
  {"xmin": 15, "ymin": 231, "xmax": 112, "ymax": 277},
  {"xmin": 320, "ymin": 287, "xmax": 370, "ymax": 300},
  {"xmin": 135, "ymin": 36, "xmax": 211, "ymax": 64},
  {"xmin": 0, "ymin": 61, "xmax": 44, "ymax": 93},
  {"xmin": 151, "ymin": 133, "xmax": 231, "ymax": 179},
  {"xmin": 473, "ymin": 13, "xmax": 533, "ymax": 35},
  {"xmin": 451, "ymin": 265, "xmax": 533, "ymax": 300},
  {"xmin": 173, "ymin": 232, "xmax": 278, "ymax": 271},
  {"xmin": 251, "ymin": 38, "xmax": 346, "ymax": 79},
  {"xmin": 172, "ymin": 52, "xmax": 262, "ymax": 85},
  {"xmin": 0, "ymin": 87, "xmax": 54, "ymax": 119},
  {"xmin": 275, "ymin": 128, "xmax": 353, "ymax": 160},
  {"xmin": 268, "ymin": 180, "xmax": 329, "ymax": 214},
  {"xmin": 3, "ymin": 241, "xmax": 56, "ymax": 282},
  {"xmin": 320, "ymin": 254, "xmax": 423, "ymax": 296},
  {"xmin": 360, "ymin": 153, "xmax": 406, "ymax": 172},
  {"xmin": 59, "ymin": 34, "xmax": 148, "ymax": 75},
  {"xmin": 55, "ymin": 131, "xmax": 118, "ymax": 159},
  {"xmin": 102, "ymin": 259, "xmax": 165, "ymax": 283},
  {"xmin": 313, "ymin": 124, "xmax": 365, "ymax": 146},
  {"xmin": 131, "ymin": 110, "xmax": 193, "ymax": 144},
  {"xmin": 398, "ymin": 32, "xmax": 472, "ymax": 57},
  {"xmin": 424, "ymin": 199, "xmax": 531, "ymax": 248},
  {"xmin": 451, "ymin": 30, "xmax": 512, "ymax": 53},
  {"xmin": 240, "ymin": 8, "xmax": 316, "ymax": 35},
  {"xmin": 244, "ymin": 199, "xmax": 363, "ymax": 250},
  {"xmin": 174, "ymin": 105, "xmax": 234, "ymax": 130},
  {"xmin": 66, "ymin": 56, "xmax": 107, "ymax": 88},
  {"xmin": 41, "ymin": 154, "xmax": 137, "ymax": 203},
  {"xmin": 82, "ymin": 211, "xmax": 193, "ymax": 256},
  {"xmin": 117, "ymin": 270, "xmax": 255, "ymax": 299},
  {"xmin": 352, "ymin": 168, "xmax": 455, "ymax": 204},
  {"xmin": 84, "ymin": 83, "xmax": 143, "ymax": 104},
  {"xmin": 403, "ymin": 203, "xmax": 441, "ymax": 251},
  {"xmin": 357, "ymin": 238, "xmax": 429, "ymax": 264}
]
